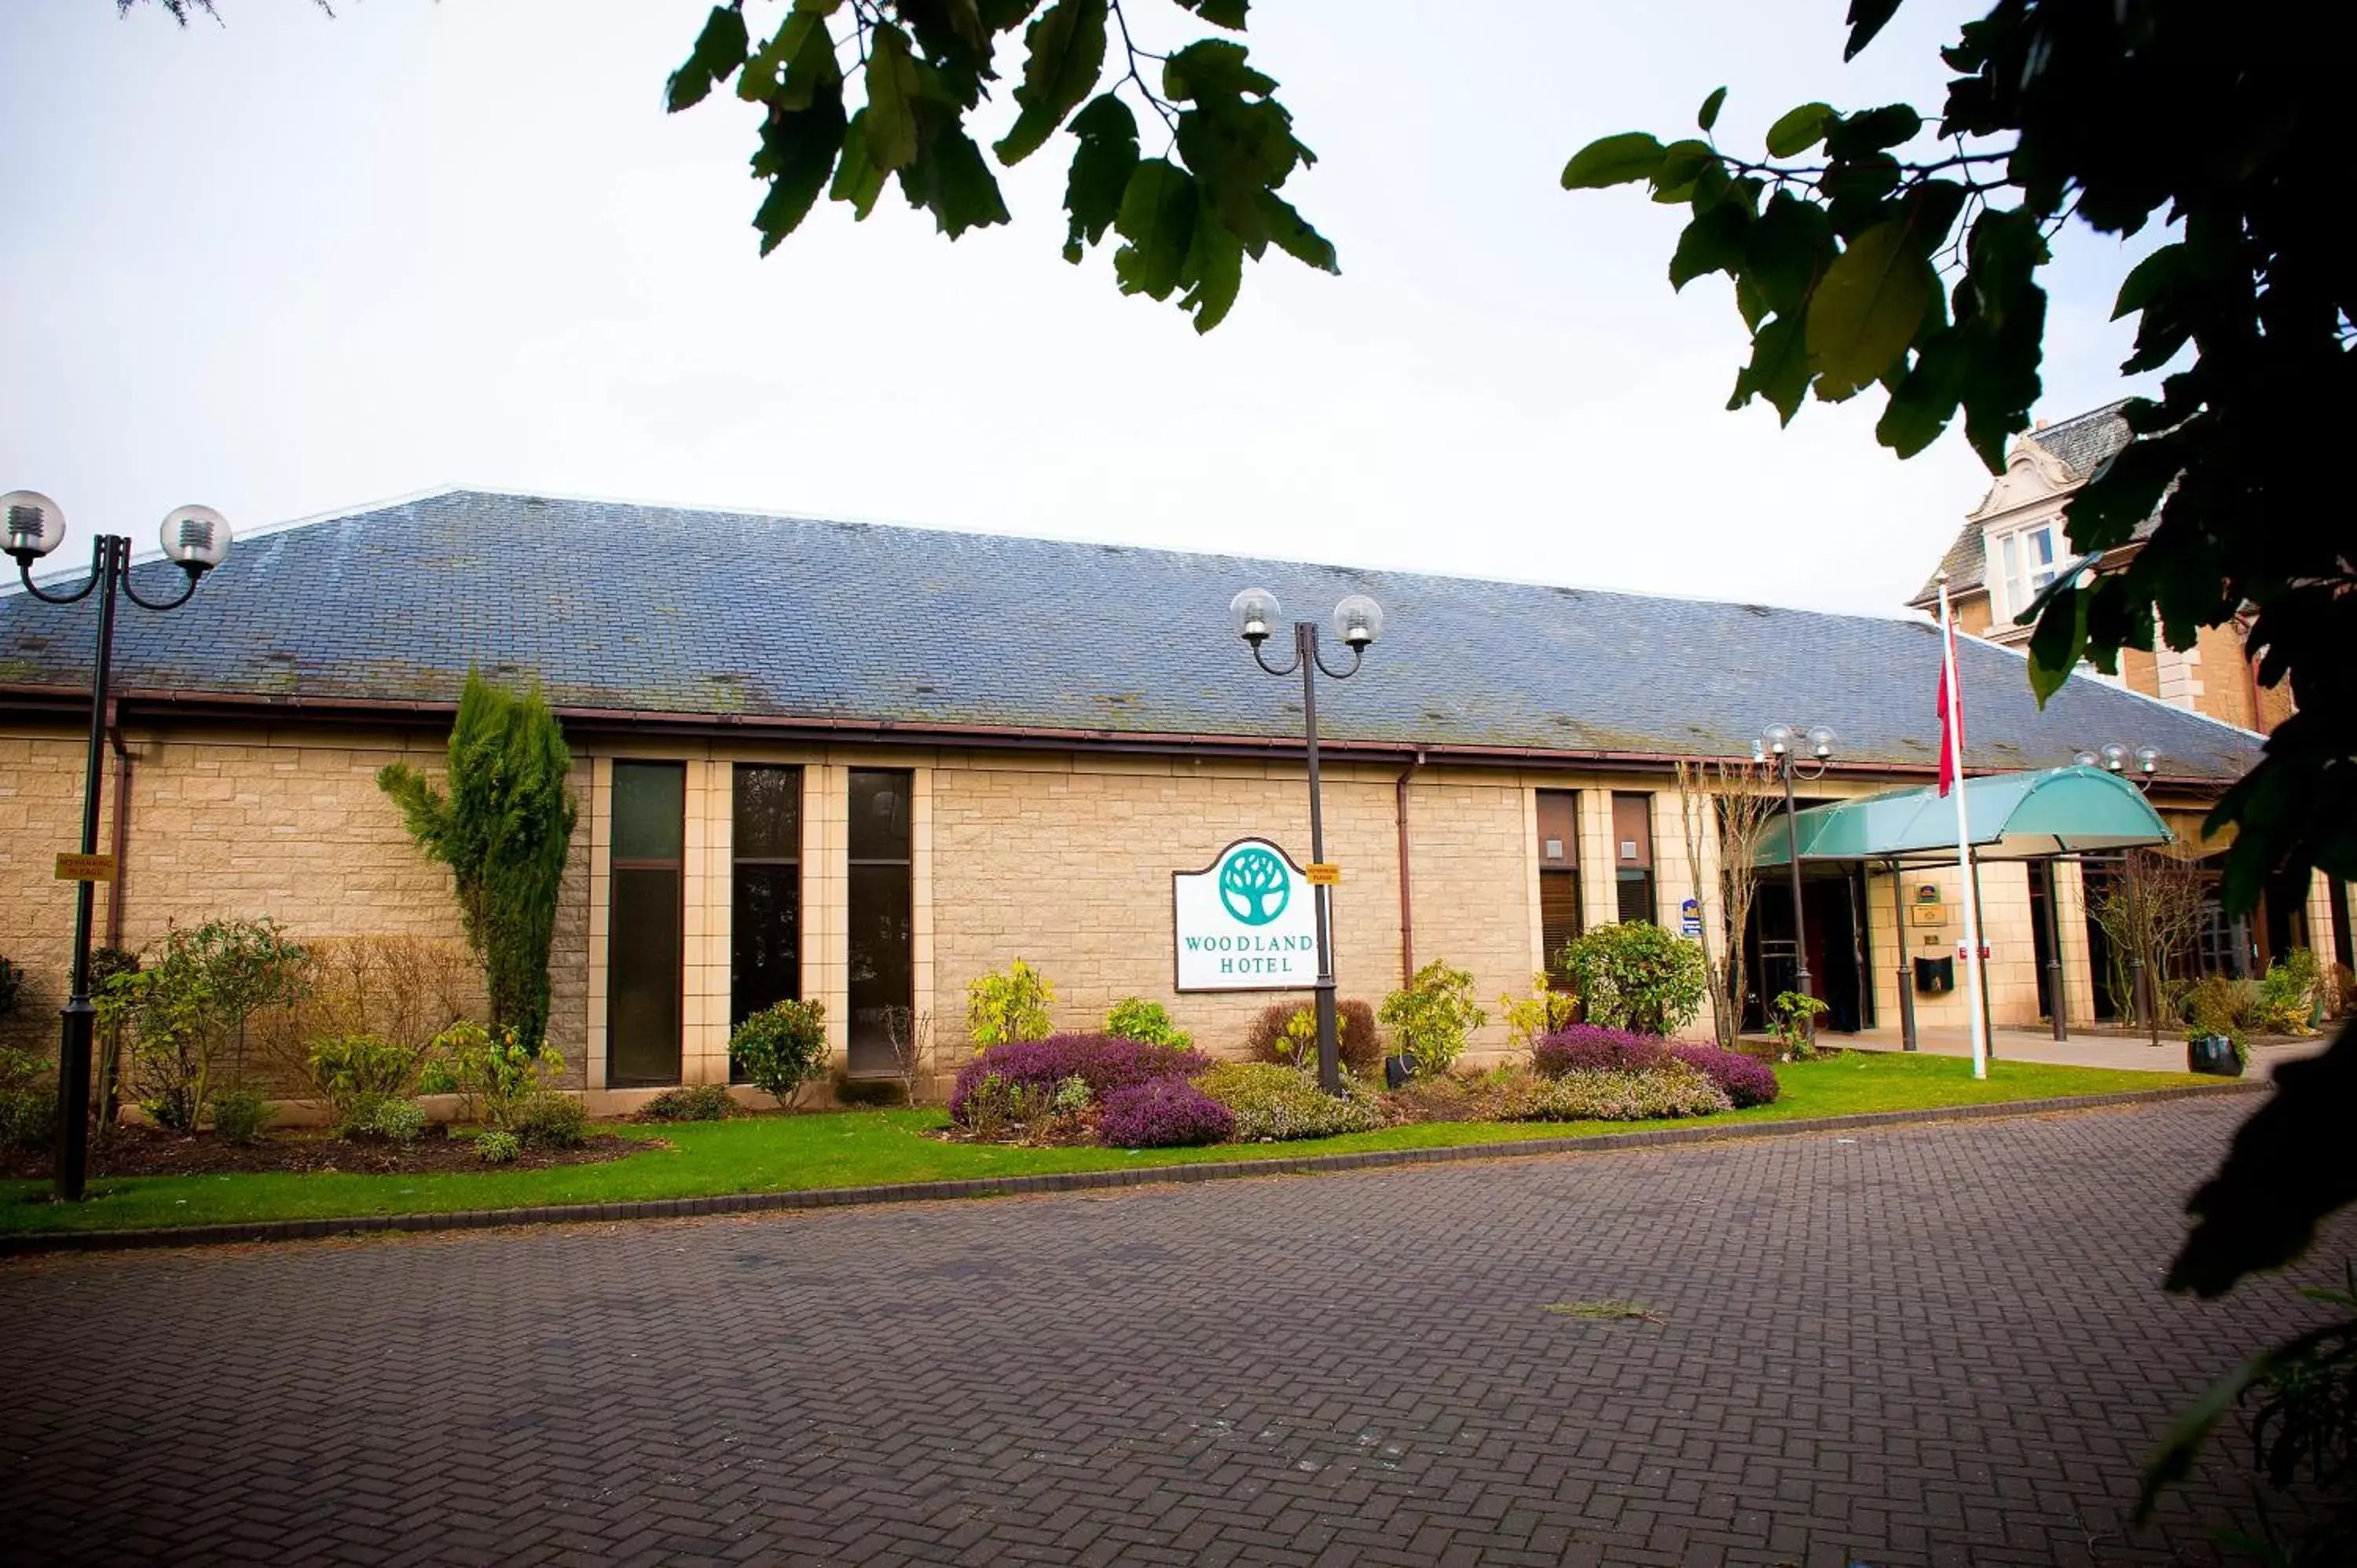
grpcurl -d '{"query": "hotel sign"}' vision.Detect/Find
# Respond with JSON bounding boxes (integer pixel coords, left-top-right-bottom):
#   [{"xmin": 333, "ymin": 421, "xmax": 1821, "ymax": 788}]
[{"xmin": 1171, "ymin": 837, "xmax": 1324, "ymax": 992}]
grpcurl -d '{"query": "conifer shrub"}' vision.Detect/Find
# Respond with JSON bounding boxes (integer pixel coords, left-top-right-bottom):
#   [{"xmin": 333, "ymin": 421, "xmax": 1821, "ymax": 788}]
[{"xmin": 1193, "ymin": 1061, "xmax": 1386, "ymax": 1141}]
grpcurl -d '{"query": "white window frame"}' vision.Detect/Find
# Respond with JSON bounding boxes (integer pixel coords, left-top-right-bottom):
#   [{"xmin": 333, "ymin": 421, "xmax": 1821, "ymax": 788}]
[{"xmin": 1989, "ymin": 515, "xmax": 2063, "ymax": 620}]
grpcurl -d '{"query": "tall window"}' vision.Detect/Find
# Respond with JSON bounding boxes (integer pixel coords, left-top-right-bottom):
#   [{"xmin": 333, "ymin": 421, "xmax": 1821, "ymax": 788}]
[
  {"xmin": 1612, "ymin": 792, "xmax": 1656, "ymax": 925},
  {"xmin": 607, "ymin": 760, "xmax": 684, "ymax": 1087},
  {"xmin": 848, "ymin": 769, "xmax": 913, "ymax": 1077},
  {"xmin": 1536, "ymin": 789, "xmax": 1582, "ymax": 988},
  {"xmin": 1996, "ymin": 518, "xmax": 2061, "ymax": 619},
  {"xmin": 731, "ymin": 764, "xmax": 803, "ymax": 1055}
]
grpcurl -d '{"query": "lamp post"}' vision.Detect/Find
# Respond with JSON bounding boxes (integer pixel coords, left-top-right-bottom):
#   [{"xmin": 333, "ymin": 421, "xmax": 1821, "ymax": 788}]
[
  {"xmin": 2074, "ymin": 742, "xmax": 2163, "ymax": 1044},
  {"xmin": 1753, "ymin": 723, "xmax": 1836, "ymax": 1039},
  {"xmin": 1232, "ymin": 588, "xmax": 1382, "ymax": 1095},
  {"xmin": 5, "ymin": 491, "xmax": 234, "ymax": 1202}
]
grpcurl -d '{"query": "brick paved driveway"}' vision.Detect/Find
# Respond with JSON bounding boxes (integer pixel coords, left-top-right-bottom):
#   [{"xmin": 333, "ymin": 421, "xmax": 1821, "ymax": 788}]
[{"xmin": 3, "ymin": 1098, "xmax": 2347, "ymax": 1566}]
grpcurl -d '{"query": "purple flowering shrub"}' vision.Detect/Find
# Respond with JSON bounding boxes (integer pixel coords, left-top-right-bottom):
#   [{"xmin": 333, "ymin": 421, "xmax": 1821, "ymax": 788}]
[
  {"xmin": 1532, "ymin": 1024, "xmax": 1669, "ymax": 1077},
  {"xmin": 1666, "ymin": 1042, "xmax": 1780, "ymax": 1108},
  {"xmin": 948, "ymin": 1033, "xmax": 1209, "ymax": 1128},
  {"xmin": 1098, "ymin": 1078, "xmax": 1236, "ymax": 1148}
]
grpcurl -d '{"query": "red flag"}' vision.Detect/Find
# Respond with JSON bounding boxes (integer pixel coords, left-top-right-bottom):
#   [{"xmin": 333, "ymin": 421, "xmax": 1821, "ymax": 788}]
[{"xmin": 1937, "ymin": 621, "xmax": 1965, "ymax": 797}]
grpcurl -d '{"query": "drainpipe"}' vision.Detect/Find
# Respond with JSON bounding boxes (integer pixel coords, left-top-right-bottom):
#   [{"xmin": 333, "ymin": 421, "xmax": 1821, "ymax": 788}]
[
  {"xmin": 104, "ymin": 699, "xmax": 130, "ymax": 951},
  {"xmin": 1395, "ymin": 750, "xmax": 1424, "ymax": 984}
]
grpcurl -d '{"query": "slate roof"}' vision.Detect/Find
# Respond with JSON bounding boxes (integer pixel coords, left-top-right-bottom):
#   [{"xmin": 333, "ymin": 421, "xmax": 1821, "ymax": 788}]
[
  {"xmin": 1910, "ymin": 401, "xmax": 2141, "ymax": 605},
  {"xmin": 0, "ymin": 488, "xmax": 2263, "ymax": 784}
]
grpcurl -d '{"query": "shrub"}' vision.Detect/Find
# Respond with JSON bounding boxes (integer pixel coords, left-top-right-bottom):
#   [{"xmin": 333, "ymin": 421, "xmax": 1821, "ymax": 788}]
[
  {"xmin": 1768, "ymin": 991, "xmax": 1830, "ymax": 1058},
  {"xmin": 1194, "ymin": 1061, "xmax": 1386, "ymax": 1141},
  {"xmin": 209, "ymin": 1083, "xmax": 273, "ymax": 1144},
  {"xmin": 257, "ymin": 933, "xmax": 477, "ymax": 1094},
  {"xmin": 1499, "ymin": 973, "xmax": 1580, "ymax": 1051},
  {"xmin": 948, "ymin": 1033, "xmax": 1210, "ymax": 1127},
  {"xmin": 377, "ymin": 673, "xmax": 577, "ymax": 1050},
  {"xmin": 475, "ymin": 1130, "xmax": 520, "ymax": 1163},
  {"xmin": 346, "ymin": 1097, "xmax": 430, "ymax": 1144},
  {"xmin": 1378, "ymin": 962, "xmax": 1487, "ymax": 1078},
  {"xmin": 1505, "ymin": 1061, "xmax": 1732, "ymax": 1123},
  {"xmin": 2256, "ymin": 949, "xmax": 2322, "ymax": 1035},
  {"xmin": 0, "ymin": 1047, "xmax": 56, "ymax": 1153},
  {"xmin": 1099, "ymin": 1078, "xmax": 1234, "ymax": 1148},
  {"xmin": 955, "ymin": 1072, "xmax": 1093, "ymax": 1141},
  {"xmin": 1665, "ymin": 1042, "xmax": 1780, "ymax": 1108},
  {"xmin": 104, "ymin": 917, "xmax": 308, "ymax": 1132},
  {"xmin": 1243, "ymin": 998, "xmax": 1382, "ymax": 1078},
  {"xmin": 419, "ymin": 1020, "xmax": 565, "ymax": 1129},
  {"xmin": 1558, "ymin": 922, "xmax": 1708, "ymax": 1035},
  {"xmin": 1533, "ymin": 1024, "xmax": 1667, "ymax": 1078},
  {"xmin": 639, "ymin": 1084, "xmax": 736, "ymax": 1122},
  {"xmin": 1105, "ymin": 997, "xmax": 1192, "ymax": 1050},
  {"xmin": 307, "ymin": 1033, "xmax": 420, "ymax": 1127},
  {"xmin": 2182, "ymin": 974, "xmax": 2261, "ymax": 1063},
  {"xmin": 966, "ymin": 958, "xmax": 1056, "ymax": 1049},
  {"xmin": 729, "ymin": 998, "xmax": 830, "ymax": 1108},
  {"xmin": 512, "ymin": 1093, "xmax": 588, "ymax": 1149}
]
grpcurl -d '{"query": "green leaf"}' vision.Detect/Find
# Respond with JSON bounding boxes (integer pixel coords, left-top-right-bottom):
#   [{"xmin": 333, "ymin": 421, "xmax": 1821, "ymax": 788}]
[
  {"xmin": 1875, "ymin": 329, "xmax": 1964, "ymax": 456},
  {"xmin": 2135, "ymin": 1354, "xmax": 2268, "ymax": 1523},
  {"xmin": 863, "ymin": 24, "xmax": 922, "ymax": 172},
  {"xmin": 1763, "ymin": 102, "xmax": 1832, "ymax": 158},
  {"xmin": 1697, "ymin": 86, "xmax": 1727, "ymax": 133},
  {"xmin": 1162, "ymin": 37, "xmax": 1277, "ymax": 101},
  {"xmin": 2023, "ymin": 578, "xmax": 2089, "ymax": 702},
  {"xmin": 1178, "ymin": 199, "xmax": 1244, "ymax": 331},
  {"xmin": 667, "ymin": 5, "xmax": 750, "ymax": 114},
  {"xmin": 2112, "ymin": 242, "xmax": 2186, "ymax": 321},
  {"xmin": 1825, "ymin": 103, "xmax": 1923, "ymax": 156},
  {"xmin": 830, "ymin": 109, "xmax": 889, "ymax": 218},
  {"xmin": 1560, "ymin": 131, "xmax": 1666, "ymax": 190},
  {"xmin": 994, "ymin": 0, "xmax": 1109, "ymax": 167},
  {"xmin": 1805, "ymin": 218, "xmax": 1934, "ymax": 394},
  {"xmin": 1650, "ymin": 138, "xmax": 1714, "ymax": 203},
  {"xmin": 1061, "ymin": 92, "xmax": 1138, "ymax": 260},
  {"xmin": 1842, "ymin": 0, "xmax": 1903, "ymax": 60},
  {"xmin": 1173, "ymin": 0, "xmax": 1248, "ymax": 27},
  {"xmin": 1743, "ymin": 191, "xmax": 1834, "ymax": 318},
  {"xmin": 1256, "ymin": 189, "xmax": 1338, "ymax": 273},
  {"xmin": 750, "ymin": 82, "xmax": 850, "ymax": 254},
  {"xmin": 1668, "ymin": 199, "xmax": 1750, "ymax": 291},
  {"xmin": 899, "ymin": 126, "xmax": 1011, "ymax": 238},
  {"xmin": 1112, "ymin": 158, "xmax": 1197, "ymax": 299},
  {"xmin": 1728, "ymin": 314, "xmax": 1809, "ymax": 423},
  {"xmin": 741, "ymin": 1, "xmax": 845, "ymax": 108}
]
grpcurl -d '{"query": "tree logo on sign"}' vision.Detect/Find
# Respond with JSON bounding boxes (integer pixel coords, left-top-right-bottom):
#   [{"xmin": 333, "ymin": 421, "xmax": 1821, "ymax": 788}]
[{"xmin": 1219, "ymin": 846, "xmax": 1290, "ymax": 926}]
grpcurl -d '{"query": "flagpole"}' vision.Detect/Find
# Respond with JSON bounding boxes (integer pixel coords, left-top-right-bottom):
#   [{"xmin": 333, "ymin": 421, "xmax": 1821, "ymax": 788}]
[{"xmin": 1938, "ymin": 574, "xmax": 1990, "ymax": 1081}]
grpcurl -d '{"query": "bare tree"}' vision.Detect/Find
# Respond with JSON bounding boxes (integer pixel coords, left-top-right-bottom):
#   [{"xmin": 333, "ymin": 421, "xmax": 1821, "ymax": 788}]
[
  {"xmin": 2088, "ymin": 848, "xmax": 2209, "ymax": 1021},
  {"xmin": 1674, "ymin": 757, "xmax": 1780, "ymax": 1049},
  {"xmin": 882, "ymin": 1006, "xmax": 934, "ymax": 1107}
]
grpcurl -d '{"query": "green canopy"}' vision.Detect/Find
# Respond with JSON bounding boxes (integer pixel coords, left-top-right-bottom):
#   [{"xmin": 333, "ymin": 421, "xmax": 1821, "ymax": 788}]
[{"xmin": 1754, "ymin": 765, "xmax": 2175, "ymax": 868}]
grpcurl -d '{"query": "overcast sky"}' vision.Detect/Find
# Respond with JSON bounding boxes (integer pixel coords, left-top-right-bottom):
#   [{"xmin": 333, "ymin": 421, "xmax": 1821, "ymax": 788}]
[{"xmin": 2, "ymin": 0, "xmax": 2160, "ymax": 617}]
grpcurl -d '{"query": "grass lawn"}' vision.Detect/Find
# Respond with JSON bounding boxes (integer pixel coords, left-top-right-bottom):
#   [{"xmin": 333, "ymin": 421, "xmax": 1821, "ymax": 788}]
[{"xmin": 0, "ymin": 1054, "xmax": 2214, "ymax": 1236}]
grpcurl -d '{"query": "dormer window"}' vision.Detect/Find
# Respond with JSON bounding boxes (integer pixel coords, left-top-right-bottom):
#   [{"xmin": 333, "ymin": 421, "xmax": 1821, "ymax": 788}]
[{"xmin": 1995, "ymin": 518, "xmax": 2060, "ymax": 620}]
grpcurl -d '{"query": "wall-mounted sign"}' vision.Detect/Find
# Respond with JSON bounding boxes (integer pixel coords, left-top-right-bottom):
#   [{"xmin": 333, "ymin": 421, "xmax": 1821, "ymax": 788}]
[
  {"xmin": 1909, "ymin": 903, "xmax": 1949, "ymax": 928},
  {"xmin": 1914, "ymin": 882, "xmax": 1943, "ymax": 905},
  {"xmin": 1172, "ymin": 837, "xmax": 1322, "ymax": 992},
  {"xmin": 54, "ymin": 852, "xmax": 115, "ymax": 883},
  {"xmin": 1304, "ymin": 863, "xmax": 1342, "ymax": 886},
  {"xmin": 1679, "ymin": 897, "xmax": 1702, "ymax": 937}
]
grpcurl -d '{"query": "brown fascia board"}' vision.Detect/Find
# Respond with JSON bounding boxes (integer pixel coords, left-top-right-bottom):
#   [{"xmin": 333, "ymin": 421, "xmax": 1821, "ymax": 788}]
[{"xmin": 0, "ymin": 680, "xmax": 2230, "ymax": 798}]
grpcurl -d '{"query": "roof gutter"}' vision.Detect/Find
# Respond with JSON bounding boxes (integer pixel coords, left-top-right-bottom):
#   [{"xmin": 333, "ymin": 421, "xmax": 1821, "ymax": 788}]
[{"xmin": 0, "ymin": 681, "xmax": 2235, "ymax": 796}]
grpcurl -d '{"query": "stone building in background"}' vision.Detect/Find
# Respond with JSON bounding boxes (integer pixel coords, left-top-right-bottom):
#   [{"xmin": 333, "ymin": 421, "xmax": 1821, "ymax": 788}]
[{"xmin": 1908, "ymin": 401, "xmax": 2297, "ymax": 735}]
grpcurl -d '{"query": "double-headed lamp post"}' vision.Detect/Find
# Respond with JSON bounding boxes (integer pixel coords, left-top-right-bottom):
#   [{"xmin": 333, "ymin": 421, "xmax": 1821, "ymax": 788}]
[
  {"xmin": 5, "ymin": 490, "xmax": 234, "ymax": 1202},
  {"xmin": 1753, "ymin": 722, "xmax": 1837, "ymax": 1033},
  {"xmin": 2074, "ymin": 742, "xmax": 2162, "ymax": 1043},
  {"xmin": 1231, "ymin": 588, "xmax": 1382, "ymax": 1095}
]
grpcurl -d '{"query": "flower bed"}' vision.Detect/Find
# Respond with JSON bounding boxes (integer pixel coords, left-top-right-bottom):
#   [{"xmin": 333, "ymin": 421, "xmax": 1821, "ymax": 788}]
[
  {"xmin": 1504, "ymin": 1060, "xmax": 1732, "ymax": 1122},
  {"xmin": 948, "ymin": 1034, "xmax": 1211, "ymax": 1128}
]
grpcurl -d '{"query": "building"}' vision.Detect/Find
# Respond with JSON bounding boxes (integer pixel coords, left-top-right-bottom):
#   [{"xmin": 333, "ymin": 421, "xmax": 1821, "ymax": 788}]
[
  {"xmin": 0, "ymin": 489, "xmax": 2333, "ymax": 1109},
  {"xmin": 1908, "ymin": 401, "xmax": 2295, "ymax": 735}
]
